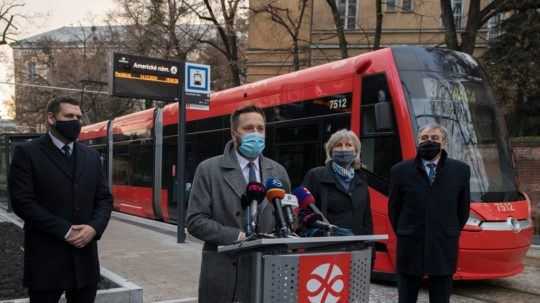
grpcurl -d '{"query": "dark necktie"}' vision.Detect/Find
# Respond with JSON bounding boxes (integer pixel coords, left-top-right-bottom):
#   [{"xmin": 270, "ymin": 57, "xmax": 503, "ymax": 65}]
[
  {"xmin": 427, "ymin": 163, "xmax": 436, "ymax": 184},
  {"xmin": 248, "ymin": 162, "xmax": 257, "ymax": 183},
  {"xmin": 62, "ymin": 145, "xmax": 71, "ymax": 157}
]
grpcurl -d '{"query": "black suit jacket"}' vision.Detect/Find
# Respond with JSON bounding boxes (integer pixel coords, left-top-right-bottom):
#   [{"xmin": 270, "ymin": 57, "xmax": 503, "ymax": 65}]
[
  {"xmin": 8, "ymin": 135, "xmax": 113, "ymax": 291},
  {"xmin": 388, "ymin": 150, "xmax": 470, "ymax": 275}
]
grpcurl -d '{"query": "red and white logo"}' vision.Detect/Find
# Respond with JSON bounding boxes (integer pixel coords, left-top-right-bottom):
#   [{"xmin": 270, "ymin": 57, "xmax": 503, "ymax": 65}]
[{"xmin": 298, "ymin": 253, "xmax": 351, "ymax": 303}]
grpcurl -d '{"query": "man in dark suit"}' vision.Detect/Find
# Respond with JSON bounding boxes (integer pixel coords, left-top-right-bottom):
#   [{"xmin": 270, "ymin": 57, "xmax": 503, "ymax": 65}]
[
  {"xmin": 8, "ymin": 96, "xmax": 113, "ymax": 303},
  {"xmin": 388, "ymin": 123, "xmax": 470, "ymax": 303},
  {"xmin": 187, "ymin": 105, "xmax": 290, "ymax": 303}
]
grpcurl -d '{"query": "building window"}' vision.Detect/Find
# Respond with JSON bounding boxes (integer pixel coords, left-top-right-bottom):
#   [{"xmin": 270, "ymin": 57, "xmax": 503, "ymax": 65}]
[
  {"xmin": 336, "ymin": 0, "xmax": 357, "ymax": 30},
  {"xmin": 488, "ymin": 13, "xmax": 503, "ymax": 41},
  {"xmin": 451, "ymin": 0, "xmax": 464, "ymax": 30},
  {"xmin": 402, "ymin": 0, "xmax": 414, "ymax": 12},
  {"xmin": 27, "ymin": 62, "xmax": 36, "ymax": 80},
  {"xmin": 386, "ymin": 0, "xmax": 397, "ymax": 11}
]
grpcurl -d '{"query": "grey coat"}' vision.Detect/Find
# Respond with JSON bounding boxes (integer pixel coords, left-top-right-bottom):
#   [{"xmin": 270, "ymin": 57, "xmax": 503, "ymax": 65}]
[{"xmin": 186, "ymin": 140, "xmax": 290, "ymax": 303}]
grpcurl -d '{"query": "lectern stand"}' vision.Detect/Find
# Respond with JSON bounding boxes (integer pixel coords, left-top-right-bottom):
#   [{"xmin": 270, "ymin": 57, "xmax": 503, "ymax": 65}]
[{"xmin": 218, "ymin": 235, "xmax": 387, "ymax": 303}]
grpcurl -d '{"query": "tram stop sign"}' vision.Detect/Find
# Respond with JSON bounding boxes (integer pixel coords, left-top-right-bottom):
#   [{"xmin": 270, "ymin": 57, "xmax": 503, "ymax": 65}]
[{"xmin": 110, "ymin": 53, "xmax": 210, "ymax": 109}]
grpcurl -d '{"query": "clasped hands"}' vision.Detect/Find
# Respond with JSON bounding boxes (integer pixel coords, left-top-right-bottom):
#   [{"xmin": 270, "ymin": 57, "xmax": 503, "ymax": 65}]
[{"xmin": 66, "ymin": 225, "xmax": 96, "ymax": 248}]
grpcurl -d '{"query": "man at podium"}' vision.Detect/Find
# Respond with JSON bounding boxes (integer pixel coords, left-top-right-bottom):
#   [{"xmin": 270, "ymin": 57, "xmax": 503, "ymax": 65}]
[{"xmin": 186, "ymin": 105, "xmax": 290, "ymax": 303}]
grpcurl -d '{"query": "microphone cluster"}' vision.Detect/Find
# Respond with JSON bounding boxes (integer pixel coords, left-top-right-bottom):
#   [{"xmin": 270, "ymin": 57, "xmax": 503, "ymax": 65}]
[{"xmin": 241, "ymin": 178, "xmax": 339, "ymax": 240}]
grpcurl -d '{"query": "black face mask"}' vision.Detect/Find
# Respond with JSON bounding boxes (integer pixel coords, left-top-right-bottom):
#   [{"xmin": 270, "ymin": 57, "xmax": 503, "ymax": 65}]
[
  {"xmin": 53, "ymin": 120, "xmax": 81, "ymax": 142},
  {"xmin": 417, "ymin": 141, "xmax": 441, "ymax": 161}
]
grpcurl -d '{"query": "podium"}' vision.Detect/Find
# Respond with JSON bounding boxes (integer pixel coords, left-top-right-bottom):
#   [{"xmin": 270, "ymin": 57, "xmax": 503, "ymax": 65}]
[{"xmin": 218, "ymin": 234, "xmax": 387, "ymax": 303}]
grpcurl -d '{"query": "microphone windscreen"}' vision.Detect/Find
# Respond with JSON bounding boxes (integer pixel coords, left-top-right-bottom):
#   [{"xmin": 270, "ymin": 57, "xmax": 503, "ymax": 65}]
[
  {"xmin": 265, "ymin": 177, "xmax": 286, "ymax": 201},
  {"xmin": 293, "ymin": 186, "xmax": 315, "ymax": 209},
  {"xmin": 240, "ymin": 194, "xmax": 250, "ymax": 209},
  {"xmin": 302, "ymin": 212, "xmax": 323, "ymax": 226},
  {"xmin": 265, "ymin": 177, "xmax": 284, "ymax": 190},
  {"xmin": 246, "ymin": 182, "xmax": 266, "ymax": 203},
  {"xmin": 266, "ymin": 188, "xmax": 286, "ymax": 201}
]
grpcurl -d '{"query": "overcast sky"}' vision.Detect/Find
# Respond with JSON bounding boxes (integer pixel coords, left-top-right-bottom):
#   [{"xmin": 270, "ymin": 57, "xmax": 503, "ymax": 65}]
[{"xmin": 0, "ymin": 0, "xmax": 117, "ymax": 118}]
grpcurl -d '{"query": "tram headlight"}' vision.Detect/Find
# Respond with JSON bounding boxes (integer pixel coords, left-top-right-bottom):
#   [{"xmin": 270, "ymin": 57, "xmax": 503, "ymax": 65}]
[{"xmin": 464, "ymin": 211, "xmax": 482, "ymax": 231}]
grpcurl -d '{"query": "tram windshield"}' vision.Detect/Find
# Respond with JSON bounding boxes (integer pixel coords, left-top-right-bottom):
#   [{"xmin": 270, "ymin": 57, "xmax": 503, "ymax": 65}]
[{"xmin": 396, "ymin": 48, "xmax": 521, "ymax": 202}]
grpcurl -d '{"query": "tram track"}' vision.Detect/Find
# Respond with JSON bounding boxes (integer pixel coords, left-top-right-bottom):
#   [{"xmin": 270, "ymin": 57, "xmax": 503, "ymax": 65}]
[{"xmin": 453, "ymin": 256, "xmax": 540, "ymax": 302}]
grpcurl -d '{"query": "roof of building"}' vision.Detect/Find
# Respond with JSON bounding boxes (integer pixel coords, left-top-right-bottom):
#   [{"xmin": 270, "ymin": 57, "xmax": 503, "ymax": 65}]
[
  {"xmin": 11, "ymin": 25, "xmax": 126, "ymax": 48},
  {"xmin": 11, "ymin": 24, "xmax": 214, "ymax": 49}
]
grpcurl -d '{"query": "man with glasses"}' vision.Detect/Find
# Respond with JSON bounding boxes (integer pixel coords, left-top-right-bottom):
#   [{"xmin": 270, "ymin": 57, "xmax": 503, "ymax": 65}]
[{"xmin": 388, "ymin": 123, "xmax": 471, "ymax": 303}]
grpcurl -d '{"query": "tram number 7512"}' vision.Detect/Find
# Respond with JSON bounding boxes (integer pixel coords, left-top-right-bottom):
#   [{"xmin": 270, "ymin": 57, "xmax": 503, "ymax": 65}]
[{"xmin": 329, "ymin": 97, "xmax": 348, "ymax": 110}]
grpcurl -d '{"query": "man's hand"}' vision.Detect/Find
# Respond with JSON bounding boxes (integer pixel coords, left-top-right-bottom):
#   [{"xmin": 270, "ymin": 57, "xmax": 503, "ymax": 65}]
[
  {"xmin": 237, "ymin": 231, "xmax": 246, "ymax": 242},
  {"xmin": 67, "ymin": 225, "xmax": 96, "ymax": 248}
]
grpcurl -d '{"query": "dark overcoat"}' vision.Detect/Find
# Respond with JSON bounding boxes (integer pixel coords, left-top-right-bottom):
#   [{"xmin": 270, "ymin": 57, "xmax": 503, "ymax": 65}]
[
  {"xmin": 388, "ymin": 150, "xmax": 470, "ymax": 275},
  {"xmin": 8, "ymin": 135, "xmax": 113, "ymax": 290},
  {"xmin": 302, "ymin": 163, "xmax": 373, "ymax": 235},
  {"xmin": 186, "ymin": 140, "xmax": 290, "ymax": 303}
]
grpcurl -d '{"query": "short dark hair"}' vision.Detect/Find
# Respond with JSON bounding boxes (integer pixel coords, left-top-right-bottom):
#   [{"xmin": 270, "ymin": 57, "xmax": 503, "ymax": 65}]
[
  {"xmin": 47, "ymin": 96, "xmax": 80, "ymax": 115},
  {"xmin": 230, "ymin": 104, "xmax": 266, "ymax": 130}
]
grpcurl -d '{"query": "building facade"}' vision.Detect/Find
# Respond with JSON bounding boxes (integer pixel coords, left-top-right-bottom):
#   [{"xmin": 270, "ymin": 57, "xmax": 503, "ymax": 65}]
[{"xmin": 247, "ymin": 0, "xmax": 495, "ymax": 82}]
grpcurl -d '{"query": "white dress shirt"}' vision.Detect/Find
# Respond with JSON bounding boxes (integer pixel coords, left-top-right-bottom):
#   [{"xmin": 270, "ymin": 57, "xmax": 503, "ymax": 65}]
[
  {"xmin": 422, "ymin": 158, "xmax": 439, "ymax": 175},
  {"xmin": 235, "ymin": 150, "xmax": 261, "ymax": 183},
  {"xmin": 49, "ymin": 132, "xmax": 74, "ymax": 156}
]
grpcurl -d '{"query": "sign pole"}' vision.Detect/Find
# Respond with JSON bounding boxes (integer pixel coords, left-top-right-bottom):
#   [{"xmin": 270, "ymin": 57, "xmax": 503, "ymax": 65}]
[{"xmin": 177, "ymin": 69, "xmax": 187, "ymax": 243}]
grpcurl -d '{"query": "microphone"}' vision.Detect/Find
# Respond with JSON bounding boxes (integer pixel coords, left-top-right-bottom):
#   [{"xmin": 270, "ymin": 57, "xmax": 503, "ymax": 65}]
[
  {"xmin": 292, "ymin": 186, "xmax": 329, "ymax": 223},
  {"xmin": 281, "ymin": 194, "xmax": 298, "ymax": 228},
  {"xmin": 245, "ymin": 182, "xmax": 266, "ymax": 235},
  {"xmin": 302, "ymin": 213, "xmax": 338, "ymax": 231},
  {"xmin": 264, "ymin": 177, "xmax": 290, "ymax": 237}
]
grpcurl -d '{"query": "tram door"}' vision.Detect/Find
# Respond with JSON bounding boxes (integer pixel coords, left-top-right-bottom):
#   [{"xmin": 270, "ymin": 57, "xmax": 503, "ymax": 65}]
[{"xmin": 162, "ymin": 136, "xmax": 179, "ymax": 223}]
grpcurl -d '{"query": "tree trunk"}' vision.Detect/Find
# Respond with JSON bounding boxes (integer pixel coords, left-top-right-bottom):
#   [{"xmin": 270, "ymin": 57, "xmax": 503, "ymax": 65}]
[
  {"xmin": 440, "ymin": 0, "xmax": 459, "ymax": 50},
  {"xmin": 374, "ymin": 0, "xmax": 383, "ymax": 50},
  {"xmin": 460, "ymin": 0, "xmax": 481, "ymax": 54},
  {"xmin": 292, "ymin": 42, "xmax": 300, "ymax": 71},
  {"xmin": 326, "ymin": 0, "xmax": 348, "ymax": 58},
  {"xmin": 228, "ymin": 31, "xmax": 241, "ymax": 85}
]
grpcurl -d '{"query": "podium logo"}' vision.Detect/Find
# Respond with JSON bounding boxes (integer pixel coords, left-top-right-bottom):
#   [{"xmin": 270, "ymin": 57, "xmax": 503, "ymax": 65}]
[
  {"xmin": 306, "ymin": 263, "xmax": 345, "ymax": 303},
  {"xmin": 298, "ymin": 254, "xmax": 350, "ymax": 303}
]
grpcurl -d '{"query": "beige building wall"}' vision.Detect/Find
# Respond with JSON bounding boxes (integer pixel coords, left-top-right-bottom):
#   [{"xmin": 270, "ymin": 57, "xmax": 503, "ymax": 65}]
[{"xmin": 247, "ymin": 0, "xmax": 491, "ymax": 82}]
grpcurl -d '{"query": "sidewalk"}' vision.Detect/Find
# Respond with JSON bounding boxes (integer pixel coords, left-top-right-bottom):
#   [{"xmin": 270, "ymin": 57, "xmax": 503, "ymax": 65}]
[{"xmin": 98, "ymin": 213, "xmax": 202, "ymax": 303}]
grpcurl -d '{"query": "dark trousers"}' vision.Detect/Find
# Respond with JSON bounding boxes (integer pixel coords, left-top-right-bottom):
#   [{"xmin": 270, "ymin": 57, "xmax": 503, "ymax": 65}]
[
  {"xmin": 29, "ymin": 284, "xmax": 97, "ymax": 303},
  {"xmin": 398, "ymin": 273, "xmax": 452, "ymax": 303}
]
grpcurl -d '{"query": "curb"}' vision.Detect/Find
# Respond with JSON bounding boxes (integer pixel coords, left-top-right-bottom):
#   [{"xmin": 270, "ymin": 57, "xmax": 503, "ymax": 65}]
[
  {"xmin": 111, "ymin": 211, "xmax": 203, "ymax": 244},
  {"xmin": 153, "ymin": 298, "xmax": 198, "ymax": 303}
]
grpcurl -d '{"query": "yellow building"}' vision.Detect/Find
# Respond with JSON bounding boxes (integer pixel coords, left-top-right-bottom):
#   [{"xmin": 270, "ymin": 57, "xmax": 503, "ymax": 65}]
[{"xmin": 247, "ymin": 0, "xmax": 496, "ymax": 82}]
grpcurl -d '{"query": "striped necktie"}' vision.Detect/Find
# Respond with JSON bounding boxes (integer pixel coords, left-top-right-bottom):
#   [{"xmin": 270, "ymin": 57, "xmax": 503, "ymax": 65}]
[
  {"xmin": 248, "ymin": 162, "xmax": 257, "ymax": 183},
  {"xmin": 62, "ymin": 145, "xmax": 71, "ymax": 158},
  {"xmin": 427, "ymin": 163, "xmax": 436, "ymax": 184}
]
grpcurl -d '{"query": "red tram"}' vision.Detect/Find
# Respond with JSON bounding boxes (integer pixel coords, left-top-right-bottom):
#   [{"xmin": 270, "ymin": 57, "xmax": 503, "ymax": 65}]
[{"xmin": 80, "ymin": 47, "xmax": 533, "ymax": 280}]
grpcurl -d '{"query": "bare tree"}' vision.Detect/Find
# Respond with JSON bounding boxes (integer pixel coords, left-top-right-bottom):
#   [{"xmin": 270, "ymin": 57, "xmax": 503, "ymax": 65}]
[
  {"xmin": 189, "ymin": 0, "xmax": 246, "ymax": 86},
  {"xmin": 325, "ymin": 0, "xmax": 348, "ymax": 59},
  {"xmin": 11, "ymin": 27, "xmax": 139, "ymax": 130},
  {"xmin": 0, "ymin": 0, "xmax": 23, "ymax": 45},
  {"xmin": 252, "ymin": 0, "xmax": 309, "ymax": 71},
  {"xmin": 440, "ymin": 0, "xmax": 540, "ymax": 54},
  {"xmin": 373, "ymin": 0, "xmax": 383, "ymax": 50}
]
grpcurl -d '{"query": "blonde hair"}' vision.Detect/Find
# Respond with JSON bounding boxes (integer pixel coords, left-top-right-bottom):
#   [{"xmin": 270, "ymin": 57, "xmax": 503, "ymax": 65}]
[{"xmin": 324, "ymin": 129, "xmax": 362, "ymax": 169}]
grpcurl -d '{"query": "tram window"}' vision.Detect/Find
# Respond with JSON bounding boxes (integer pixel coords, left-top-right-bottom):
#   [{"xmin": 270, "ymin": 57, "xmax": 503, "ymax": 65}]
[
  {"xmin": 267, "ymin": 114, "xmax": 350, "ymax": 187},
  {"xmin": 129, "ymin": 142, "xmax": 153, "ymax": 187},
  {"xmin": 113, "ymin": 144, "xmax": 129, "ymax": 185},
  {"xmin": 360, "ymin": 73, "xmax": 402, "ymax": 190}
]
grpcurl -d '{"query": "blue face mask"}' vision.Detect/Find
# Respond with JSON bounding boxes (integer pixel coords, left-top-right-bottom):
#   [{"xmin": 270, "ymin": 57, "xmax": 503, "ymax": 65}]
[
  {"xmin": 332, "ymin": 150, "xmax": 356, "ymax": 167},
  {"xmin": 238, "ymin": 132, "xmax": 265, "ymax": 159}
]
